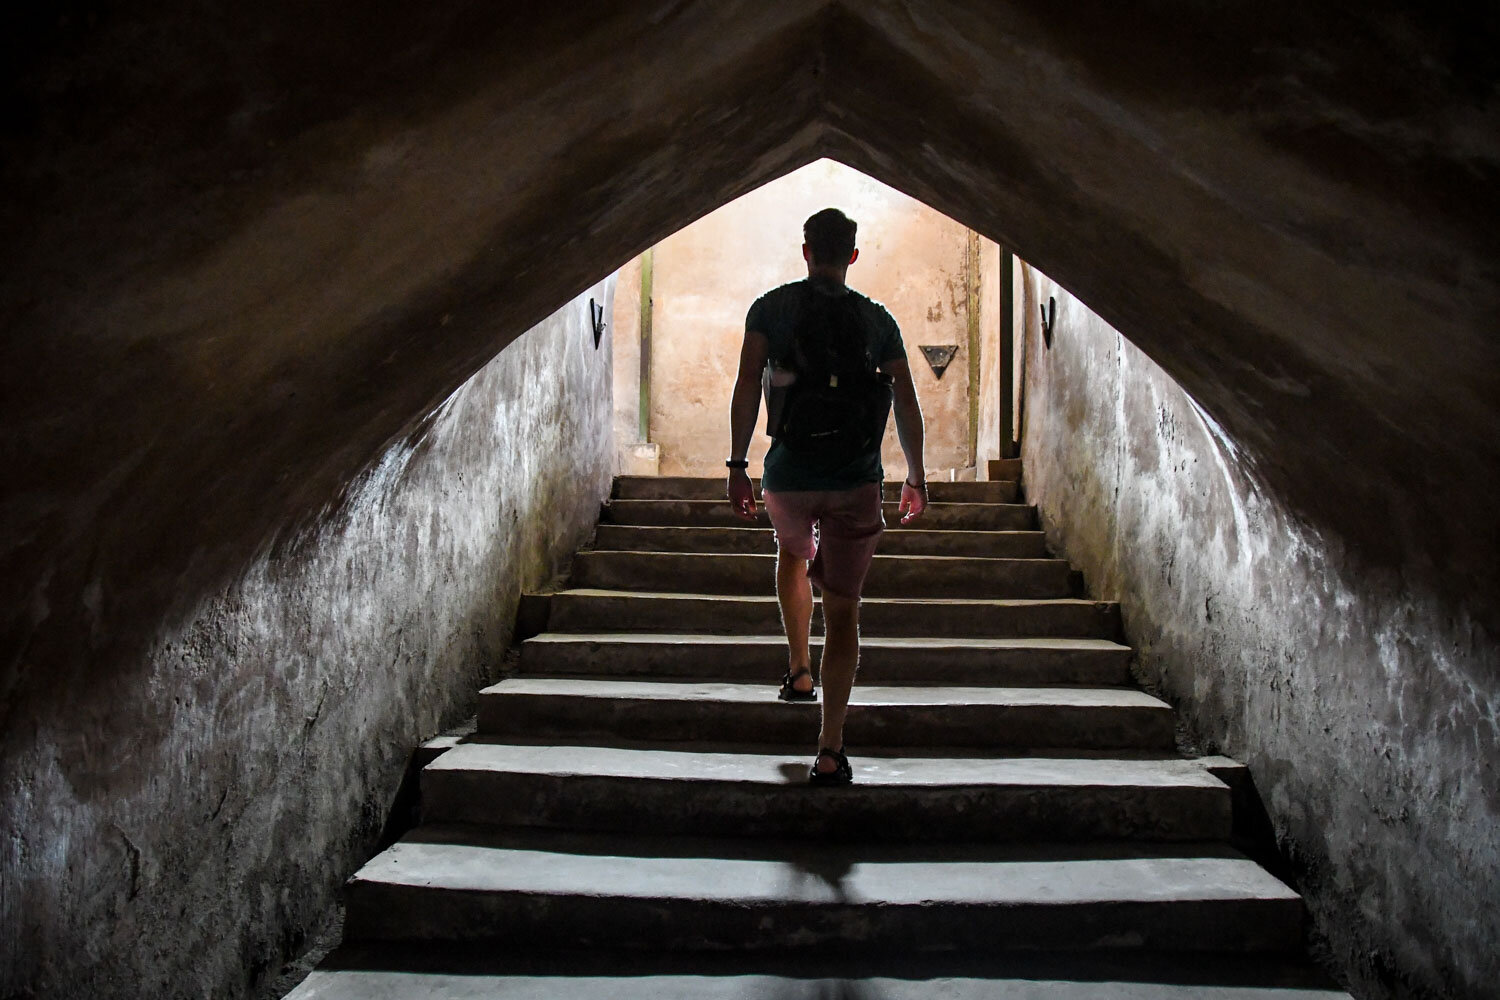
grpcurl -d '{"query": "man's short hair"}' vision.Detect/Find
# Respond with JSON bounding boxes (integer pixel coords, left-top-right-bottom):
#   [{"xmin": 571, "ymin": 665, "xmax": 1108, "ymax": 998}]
[{"xmin": 803, "ymin": 208, "xmax": 857, "ymax": 266}]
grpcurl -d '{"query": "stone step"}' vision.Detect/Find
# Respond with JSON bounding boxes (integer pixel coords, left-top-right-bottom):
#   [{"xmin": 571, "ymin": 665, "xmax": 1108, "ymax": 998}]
[
  {"xmin": 613, "ymin": 476, "xmax": 1019, "ymax": 504},
  {"xmin": 570, "ymin": 550, "xmax": 1075, "ymax": 599},
  {"xmin": 539, "ymin": 590, "xmax": 1123, "ymax": 639},
  {"xmin": 421, "ymin": 743, "xmax": 1232, "ymax": 842},
  {"xmin": 602, "ymin": 499, "xmax": 1036, "ymax": 531},
  {"xmin": 590, "ymin": 523, "xmax": 1051, "ymax": 558},
  {"xmin": 519, "ymin": 633, "xmax": 1134, "ymax": 685},
  {"xmin": 990, "ymin": 457, "xmax": 1023, "ymax": 482},
  {"xmin": 476, "ymin": 678, "xmax": 1176, "ymax": 749},
  {"xmin": 289, "ymin": 952, "xmax": 1352, "ymax": 1000},
  {"xmin": 343, "ymin": 827, "xmax": 1304, "ymax": 953}
]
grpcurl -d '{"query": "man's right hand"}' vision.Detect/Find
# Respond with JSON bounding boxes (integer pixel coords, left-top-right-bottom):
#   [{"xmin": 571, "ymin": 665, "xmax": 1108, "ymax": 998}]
[
  {"xmin": 899, "ymin": 478, "xmax": 928, "ymax": 524},
  {"xmin": 727, "ymin": 469, "xmax": 758, "ymax": 521}
]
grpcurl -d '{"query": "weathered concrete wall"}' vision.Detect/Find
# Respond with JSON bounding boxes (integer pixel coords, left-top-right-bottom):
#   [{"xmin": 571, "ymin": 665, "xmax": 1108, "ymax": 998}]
[
  {"xmin": 618, "ymin": 160, "xmax": 977, "ymax": 481},
  {"xmin": 1018, "ymin": 266, "xmax": 1498, "ymax": 1000},
  {"xmin": 1, "ymin": 283, "xmax": 616, "ymax": 1000}
]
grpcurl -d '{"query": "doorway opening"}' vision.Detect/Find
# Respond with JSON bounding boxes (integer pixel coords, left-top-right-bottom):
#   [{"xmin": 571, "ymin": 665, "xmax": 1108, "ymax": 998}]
[{"xmin": 611, "ymin": 159, "xmax": 1021, "ymax": 482}]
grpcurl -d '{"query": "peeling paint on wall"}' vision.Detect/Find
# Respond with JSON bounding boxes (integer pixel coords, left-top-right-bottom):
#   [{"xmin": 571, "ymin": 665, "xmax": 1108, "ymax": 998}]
[
  {"xmin": 0, "ymin": 282, "xmax": 616, "ymax": 1000},
  {"xmin": 1019, "ymin": 268, "xmax": 1499, "ymax": 1000}
]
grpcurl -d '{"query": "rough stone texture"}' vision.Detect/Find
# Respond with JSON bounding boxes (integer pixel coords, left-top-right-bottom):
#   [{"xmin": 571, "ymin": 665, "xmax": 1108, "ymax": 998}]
[
  {"xmin": 602, "ymin": 498, "xmax": 1036, "ymax": 531},
  {"xmin": 590, "ymin": 523, "xmax": 1048, "ymax": 557},
  {"xmin": 543, "ymin": 591, "xmax": 1122, "ymax": 640},
  {"xmin": 2, "ymin": 2, "xmax": 1497, "ymax": 998},
  {"xmin": 0, "ymin": 284, "xmax": 615, "ymax": 999},
  {"xmin": 285, "ymin": 965, "xmax": 1351, "ymax": 1000},
  {"xmin": 568, "ymin": 550, "xmax": 1074, "ymax": 599},
  {"xmin": 343, "ymin": 828, "xmax": 1302, "ymax": 953},
  {"xmin": 1018, "ymin": 268, "xmax": 1498, "ymax": 1000},
  {"xmin": 478, "ymin": 677, "xmax": 1176, "ymax": 750},
  {"xmin": 612, "ymin": 476, "xmax": 1019, "ymax": 503},
  {"xmin": 518, "ymin": 633, "xmax": 1132, "ymax": 686},
  {"xmin": 419, "ymin": 743, "xmax": 1232, "ymax": 843}
]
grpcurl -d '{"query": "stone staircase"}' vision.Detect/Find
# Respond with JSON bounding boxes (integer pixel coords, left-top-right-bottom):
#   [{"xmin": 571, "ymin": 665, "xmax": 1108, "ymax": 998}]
[{"xmin": 287, "ymin": 462, "xmax": 1350, "ymax": 998}]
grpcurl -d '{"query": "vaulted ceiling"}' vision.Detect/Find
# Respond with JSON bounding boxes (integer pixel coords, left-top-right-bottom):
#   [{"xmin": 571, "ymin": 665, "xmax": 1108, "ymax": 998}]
[{"xmin": 3, "ymin": 0, "xmax": 1497, "ymax": 691}]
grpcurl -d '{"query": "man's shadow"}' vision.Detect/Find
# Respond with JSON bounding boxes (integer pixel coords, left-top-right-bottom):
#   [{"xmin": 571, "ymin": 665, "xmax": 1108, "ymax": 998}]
[
  {"xmin": 780, "ymin": 981, "xmax": 885, "ymax": 1000},
  {"xmin": 774, "ymin": 761, "xmax": 858, "ymax": 904}
]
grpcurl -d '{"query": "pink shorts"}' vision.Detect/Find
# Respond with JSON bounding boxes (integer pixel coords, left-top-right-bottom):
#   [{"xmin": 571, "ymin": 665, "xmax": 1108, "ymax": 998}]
[{"xmin": 761, "ymin": 484, "xmax": 885, "ymax": 599}]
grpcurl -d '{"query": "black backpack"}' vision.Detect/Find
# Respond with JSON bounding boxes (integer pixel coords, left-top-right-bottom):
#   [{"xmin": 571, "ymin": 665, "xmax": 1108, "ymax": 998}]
[{"xmin": 767, "ymin": 285, "xmax": 894, "ymax": 462}]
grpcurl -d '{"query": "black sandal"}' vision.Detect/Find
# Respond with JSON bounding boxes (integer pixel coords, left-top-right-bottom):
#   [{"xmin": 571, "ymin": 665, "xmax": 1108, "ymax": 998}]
[
  {"xmin": 808, "ymin": 746, "xmax": 853, "ymax": 785},
  {"xmin": 778, "ymin": 668, "xmax": 817, "ymax": 702}
]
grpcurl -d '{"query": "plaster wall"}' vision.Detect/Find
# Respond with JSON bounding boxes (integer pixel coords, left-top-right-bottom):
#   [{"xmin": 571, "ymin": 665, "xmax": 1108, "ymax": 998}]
[
  {"xmin": 0, "ymin": 283, "xmax": 617, "ymax": 1000},
  {"xmin": 1017, "ymin": 266, "xmax": 1498, "ymax": 1000},
  {"xmin": 619, "ymin": 160, "xmax": 977, "ymax": 481},
  {"xmin": 611, "ymin": 255, "xmax": 645, "ymax": 458},
  {"xmin": 975, "ymin": 237, "xmax": 1006, "ymax": 473}
]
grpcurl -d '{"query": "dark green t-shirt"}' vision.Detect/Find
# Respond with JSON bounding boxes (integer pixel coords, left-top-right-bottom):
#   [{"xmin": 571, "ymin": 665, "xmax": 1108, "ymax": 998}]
[{"xmin": 746, "ymin": 277, "xmax": 906, "ymax": 492}]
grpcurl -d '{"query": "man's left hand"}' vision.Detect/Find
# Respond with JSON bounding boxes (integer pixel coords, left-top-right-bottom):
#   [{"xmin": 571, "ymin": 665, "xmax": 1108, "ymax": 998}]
[
  {"xmin": 899, "ymin": 479, "xmax": 927, "ymax": 524},
  {"xmin": 727, "ymin": 469, "xmax": 758, "ymax": 521}
]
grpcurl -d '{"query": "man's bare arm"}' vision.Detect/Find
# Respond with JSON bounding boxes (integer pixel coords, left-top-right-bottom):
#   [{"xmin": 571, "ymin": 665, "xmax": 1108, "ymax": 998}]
[
  {"xmin": 886, "ymin": 357, "xmax": 925, "ymax": 481},
  {"xmin": 885, "ymin": 356, "xmax": 928, "ymax": 522},
  {"xmin": 727, "ymin": 331, "xmax": 770, "ymax": 520},
  {"xmin": 730, "ymin": 331, "xmax": 770, "ymax": 460}
]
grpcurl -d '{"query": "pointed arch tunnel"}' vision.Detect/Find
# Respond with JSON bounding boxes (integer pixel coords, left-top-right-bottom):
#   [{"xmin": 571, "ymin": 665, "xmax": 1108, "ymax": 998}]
[{"xmin": 2, "ymin": 3, "xmax": 1496, "ymax": 999}]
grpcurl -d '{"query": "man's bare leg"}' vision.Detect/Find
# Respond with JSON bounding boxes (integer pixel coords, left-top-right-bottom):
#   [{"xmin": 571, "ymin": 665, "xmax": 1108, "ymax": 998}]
[
  {"xmin": 776, "ymin": 548, "xmax": 814, "ymax": 693},
  {"xmin": 814, "ymin": 592, "xmax": 860, "ymax": 770}
]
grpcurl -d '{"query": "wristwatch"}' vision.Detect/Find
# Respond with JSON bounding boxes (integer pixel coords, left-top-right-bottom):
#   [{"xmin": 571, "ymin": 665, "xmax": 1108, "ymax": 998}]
[{"xmin": 725, "ymin": 459, "xmax": 749, "ymax": 470}]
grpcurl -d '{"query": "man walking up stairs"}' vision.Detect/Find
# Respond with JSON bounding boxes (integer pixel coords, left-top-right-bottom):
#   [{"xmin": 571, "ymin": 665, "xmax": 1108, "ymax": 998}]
[
  {"xmin": 727, "ymin": 206, "xmax": 930, "ymax": 786},
  {"xmin": 286, "ymin": 460, "xmax": 1351, "ymax": 999}
]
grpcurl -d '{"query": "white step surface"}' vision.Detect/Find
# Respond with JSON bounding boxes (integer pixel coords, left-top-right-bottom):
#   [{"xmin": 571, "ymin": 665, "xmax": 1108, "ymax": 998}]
[
  {"xmin": 419, "ymin": 742, "xmax": 1233, "ymax": 840},
  {"xmin": 480, "ymin": 676, "xmax": 1166, "ymax": 708},
  {"xmin": 541, "ymin": 589, "xmax": 1123, "ymax": 639},
  {"xmin": 517, "ymin": 630, "xmax": 1136, "ymax": 683},
  {"xmin": 477, "ymin": 677, "xmax": 1176, "ymax": 749},
  {"xmin": 354, "ymin": 836, "xmax": 1288, "ymax": 906},
  {"xmin": 427, "ymin": 742, "xmax": 1221, "ymax": 788},
  {"xmin": 344, "ymin": 829, "xmax": 1304, "ymax": 952},
  {"xmin": 289, "ymin": 969, "xmax": 1350, "ymax": 999}
]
